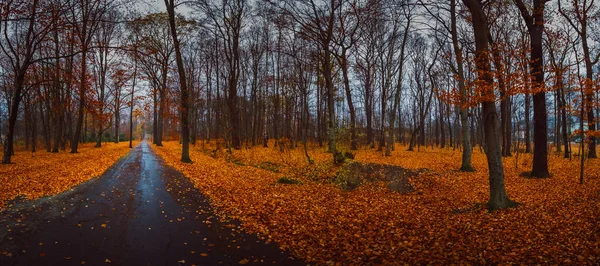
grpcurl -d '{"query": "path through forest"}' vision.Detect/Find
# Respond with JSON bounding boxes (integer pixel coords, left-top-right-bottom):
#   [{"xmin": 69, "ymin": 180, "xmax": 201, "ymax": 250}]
[{"xmin": 0, "ymin": 141, "xmax": 302, "ymax": 265}]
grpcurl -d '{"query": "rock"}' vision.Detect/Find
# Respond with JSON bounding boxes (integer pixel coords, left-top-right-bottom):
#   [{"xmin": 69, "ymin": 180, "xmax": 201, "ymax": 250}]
[
  {"xmin": 387, "ymin": 180, "xmax": 415, "ymax": 194},
  {"xmin": 336, "ymin": 161, "xmax": 416, "ymax": 193},
  {"xmin": 335, "ymin": 162, "xmax": 361, "ymax": 189}
]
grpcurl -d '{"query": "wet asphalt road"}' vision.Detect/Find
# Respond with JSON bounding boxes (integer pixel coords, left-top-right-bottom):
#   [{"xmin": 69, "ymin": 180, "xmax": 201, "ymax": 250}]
[{"xmin": 0, "ymin": 142, "xmax": 303, "ymax": 266}]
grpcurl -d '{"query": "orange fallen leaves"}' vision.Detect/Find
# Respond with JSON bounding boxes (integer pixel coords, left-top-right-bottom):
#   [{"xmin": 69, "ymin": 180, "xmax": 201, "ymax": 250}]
[
  {"xmin": 0, "ymin": 142, "xmax": 135, "ymax": 209},
  {"xmin": 153, "ymin": 141, "xmax": 600, "ymax": 265}
]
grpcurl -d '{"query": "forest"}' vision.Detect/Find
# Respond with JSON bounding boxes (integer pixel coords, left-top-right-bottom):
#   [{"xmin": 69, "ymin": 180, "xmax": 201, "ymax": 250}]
[{"xmin": 1, "ymin": 0, "xmax": 600, "ymax": 265}]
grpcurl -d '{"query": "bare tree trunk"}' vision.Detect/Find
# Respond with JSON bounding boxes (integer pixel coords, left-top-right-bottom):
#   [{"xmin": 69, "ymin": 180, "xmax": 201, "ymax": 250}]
[
  {"xmin": 156, "ymin": 69, "xmax": 167, "ymax": 146},
  {"xmin": 387, "ymin": 11, "xmax": 411, "ymax": 156},
  {"xmin": 2, "ymin": 72, "xmax": 25, "ymax": 164},
  {"xmin": 72, "ymin": 47, "xmax": 87, "ymax": 153},
  {"xmin": 463, "ymin": 0, "xmax": 516, "ymax": 211},
  {"xmin": 129, "ymin": 45, "xmax": 137, "ymax": 148},
  {"xmin": 450, "ymin": 0, "xmax": 474, "ymax": 171},
  {"xmin": 515, "ymin": 0, "xmax": 550, "ymax": 177},
  {"xmin": 165, "ymin": 0, "xmax": 191, "ymax": 162},
  {"xmin": 339, "ymin": 52, "xmax": 358, "ymax": 150},
  {"xmin": 152, "ymin": 83, "xmax": 158, "ymax": 145},
  {"xmin": 323, "ymin": 51, "xmax": 338, "ymax": 156},
  {"xmin": 559, "ymin": 85, "xmax": 569, "ymax": 158}
]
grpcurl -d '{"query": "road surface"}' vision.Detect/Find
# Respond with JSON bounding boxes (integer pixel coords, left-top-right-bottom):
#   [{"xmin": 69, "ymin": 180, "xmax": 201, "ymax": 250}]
[{"xmin": 0, "ymin": 142, "xmax": 303, "ymax": 265}]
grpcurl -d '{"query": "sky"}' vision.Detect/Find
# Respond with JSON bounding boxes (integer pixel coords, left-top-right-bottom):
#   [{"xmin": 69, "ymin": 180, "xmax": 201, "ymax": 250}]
[{"xmin": 143, "ymin": 0, "xmax": 194, "ymax": 15}]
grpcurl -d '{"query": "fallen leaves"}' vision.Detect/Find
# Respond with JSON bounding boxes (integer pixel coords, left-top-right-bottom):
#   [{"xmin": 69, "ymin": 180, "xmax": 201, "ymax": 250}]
[
  {"xmin": 0, "ymin": 142, "xmax": 136, "ymax": 209},
  {"xmin": 153, "ymin": 141, "xmax": 600, "ymax": 265}
]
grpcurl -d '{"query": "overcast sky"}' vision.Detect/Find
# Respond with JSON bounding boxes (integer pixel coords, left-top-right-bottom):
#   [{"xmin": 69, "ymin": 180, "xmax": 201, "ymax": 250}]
[{"xmin": 142, "ymin": 0, "xmax": 194, "ymax": 15}]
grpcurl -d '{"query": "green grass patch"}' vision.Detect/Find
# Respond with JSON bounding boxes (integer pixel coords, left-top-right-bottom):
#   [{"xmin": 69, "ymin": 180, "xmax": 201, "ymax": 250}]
[
  {"xmin": 257, "ymin": 161, "xmax": 281, "ymax": 173},
  {"xmin": 277, "ymin": 176, "xmax": 302, "ymax": 185}
]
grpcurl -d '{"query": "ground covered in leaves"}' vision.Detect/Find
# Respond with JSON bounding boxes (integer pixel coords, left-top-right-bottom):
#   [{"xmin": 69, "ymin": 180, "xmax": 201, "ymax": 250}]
[
  {"xmin": 0, "ymin": 142, "xmax": 135, "ymax": 209},
  {"xmin": 153, "ymin": 141, "xmax": 600, "ymax": 265}
]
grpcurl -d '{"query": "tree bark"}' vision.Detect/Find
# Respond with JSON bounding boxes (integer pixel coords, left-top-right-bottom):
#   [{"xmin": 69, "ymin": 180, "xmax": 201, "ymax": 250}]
[
  {"xmin": 463, "ymin": 0, "xmax": 516, "ymax": 211},
  {"xmin": 165, "ymin": 0, "xmax": 192, "ymax": 162},
  {"xmin": 339, "ymin": 51, "xmax": 358, "ymax": 150},
  {"xmin": 515, "ymin": 0, "xmax": 550, "ymax": 177},
  {"xmin": 129, "ymin": 45, "xmax": 137, "ymax": 148},
  {"xmin": 2, "ymin": 72, "xmax": 26, "ymax": 164},
  {"xmin": 386, "ymin": 12, "xmax": 410, "ymax": 156},
  {"xmin": 451, "ymin": 0, "xmax": 474, "ymax": 171}
]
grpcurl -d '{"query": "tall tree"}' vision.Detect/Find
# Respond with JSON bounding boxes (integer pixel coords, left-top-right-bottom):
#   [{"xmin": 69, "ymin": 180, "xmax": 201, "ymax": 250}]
[
  {"xmin": 354, "ymin": 1, "xmax": 378, "ymax": 148},
  {"xmin": 451, "ymin": 0, "xmax": 474, "ymax": 171},
  {"xmin": 196, "ymin": 0, "xmax": 245, "ymax": 150},
  {"xmin": 271, "ymin": 0, "xmax": 345, "ymax": 163},
  {"xmin": 558, "ymin": 0, "xmax": 600, "ymax": 159},
  {"xmin": 128, "ymin": 35, "xmax": 139, "ymax": 148},
  {"xmin": 545, "ymin": 26, "xmax": 573, "ymax": 158},
  {"xmin": 130, "ymin": 13, "xmax": 175, "ymax": 146},
  {"xmin": 332, "ymin": 0, "xmax": 361, "ymax": 150},
  {"xmin": 91, "ymin": 9, "xmax": 118, "ymax": 148},
  {"xmin": 514, "ymin": 0, "xmax": 551, "ymax": 178},
  {"xmin": 462, "ymin": 0, "xmax": 517, "ymax": 211},
  {"xmin": 70, "ymin": 0, "xmax": 106, "ymax": 153},
  {"xmin": 419, "ymin": 0, "xmax": 474, "ymax": 170},
  {"xmin": 164, "ymin": 0, "xmax": 192, "ymax": 163},
  {"xmin": 386, "ymin": 1, "xmax": 412, "ymax": 156},
  {"xmin": 0, "ymin": 0, "xmax": 54, "ymax": 163}
]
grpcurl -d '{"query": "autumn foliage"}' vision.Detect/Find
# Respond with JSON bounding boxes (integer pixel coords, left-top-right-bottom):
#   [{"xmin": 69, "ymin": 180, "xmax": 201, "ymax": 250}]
[
  {"xmin": 0, "ymin": 142, "xmax": 135, "ymax": 208},
  {"xmin": 153, "ymin": 141, "xmax": 600, "ymax": 265}
]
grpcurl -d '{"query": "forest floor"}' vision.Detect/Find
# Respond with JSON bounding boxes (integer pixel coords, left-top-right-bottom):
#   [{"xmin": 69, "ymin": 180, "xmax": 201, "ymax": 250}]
[
  {"xmin": 0, "ymin": 142, "xmax": 135, "ymax": 209},
  {"xmin": 152, "ymin": 140, "xmax": 600, "ymax": 265},
  {"xmin": 0, "ymin": 141, "xmax": 300, "ymax": 265}
]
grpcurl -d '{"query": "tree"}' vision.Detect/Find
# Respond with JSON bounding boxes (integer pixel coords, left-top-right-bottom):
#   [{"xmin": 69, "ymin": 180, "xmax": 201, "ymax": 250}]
[
  {"xmin": 127, "ymin": 32, "xmax": 139, "ymax": 148},
  {"xmin": 331, "ymin": 0, "xmax": 361, "ymax": 150},
  {"xmin": 558, "ymin": 0, "xmax": 600, "ymax": 159},
  {"xmin": 451, "ymin": 0, "xmax": 474, "ymax": 171},
  {"xmin": 354, "ymin": 1, "xmax": 378, "ymax": 148},
  {"xmin": 164, "ymin": 0, "xmax": 192, "ymax": 163},
  {"xmin": 544, "ymin": 24, "xmax": 574, "ymax": 158},
  {"xmin": 91, "ymin": 8, "xmax": 119, "ymax": 147},
  {"xmin": 129, "ymin": 13, "xmax": 177, "ymax": 146},
  {"xmin": 514, "ymin": 0, "xmax": 551, "ymax": 178},
  {"xmin": 0, "ymin": 0, "xmax": 55, "ymax": 164},
  {"xmin": 195, "ymin": 0, "xmax": 245, "ymax": 150},
  {"xmin": 419, "ymin": 0, "xmax": 475, "ymax": 170},
  {"xmin": 385, "ymin": 1, "xmax": 412, "ymax": 156},
  {"xmin": 69, "ymin": 0, "xmax": 108, "ymax": 153},
  {"xmin": 270, "ymin": 0, "xmax": 345, "ymax": 163},
  {"xmin": 419, "ymin": 0, "xmax": 475, "ymax": 172},
  {"xmin": 462, "ymin": 0, "xmax": 517, "ymax": 211},
  {"xmin": 406, "ymin": 36, "xmax": 439, "ymax": 152}
]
